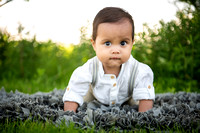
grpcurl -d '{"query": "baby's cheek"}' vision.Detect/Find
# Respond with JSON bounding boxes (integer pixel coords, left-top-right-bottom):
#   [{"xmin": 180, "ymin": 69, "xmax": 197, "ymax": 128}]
[{"xmin": 122, "ymin": 54, "xmax": 131, "ymax": 62}]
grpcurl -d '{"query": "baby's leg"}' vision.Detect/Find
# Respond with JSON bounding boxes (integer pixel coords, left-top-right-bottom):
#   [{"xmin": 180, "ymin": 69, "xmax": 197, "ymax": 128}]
[{"xmin": 83, "ymin": 85, "xmax": 96, "ymax": 102}]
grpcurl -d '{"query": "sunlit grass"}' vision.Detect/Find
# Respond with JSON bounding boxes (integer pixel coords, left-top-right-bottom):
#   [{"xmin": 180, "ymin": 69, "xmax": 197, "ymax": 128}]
[{"xmin": 0, "ymin": 119, "xmax": 197, "ymax": 133}]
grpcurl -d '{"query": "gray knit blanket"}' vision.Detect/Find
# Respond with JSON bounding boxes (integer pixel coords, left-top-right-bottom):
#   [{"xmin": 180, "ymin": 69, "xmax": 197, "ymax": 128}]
[{"xmin": 0, "ymin": 88, "xmax": 200, "ymax": 131}]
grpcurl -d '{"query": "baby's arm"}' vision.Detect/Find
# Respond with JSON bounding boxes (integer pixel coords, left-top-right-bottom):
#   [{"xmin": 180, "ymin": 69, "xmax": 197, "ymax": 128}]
[
  {"xmin": 133, "ymin": 63, "xmax": 155, "ymax": 112},
  {"xmin": 64, "ymin": 101, "xmax": 78, "ymax": 112},
  {"xmin": 63, "ymin": 58, "xmax": 94, "ymax": 113},
  {"xmin": 138, "ymin": 99, "xmax": 153, "ymax": 112}
]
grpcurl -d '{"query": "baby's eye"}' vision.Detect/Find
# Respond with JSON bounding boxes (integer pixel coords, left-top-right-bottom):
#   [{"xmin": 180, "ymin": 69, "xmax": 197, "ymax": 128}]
[
  {"xmin": 104, "ymin": 42, "xmax": 111, "ymax": 46},
  {"xmin": 120, "ymin": 41, "xmax": 127, "ymax": 46}
]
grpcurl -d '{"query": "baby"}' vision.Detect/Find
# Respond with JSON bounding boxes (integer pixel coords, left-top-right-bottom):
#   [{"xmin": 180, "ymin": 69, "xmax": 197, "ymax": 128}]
[{"xmin": 63, "ymin": 7, "xmax": 155, "ymax": 112}]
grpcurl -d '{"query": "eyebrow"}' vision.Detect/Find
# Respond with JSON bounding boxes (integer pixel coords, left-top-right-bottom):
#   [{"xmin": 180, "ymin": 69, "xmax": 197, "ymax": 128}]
[
  {"xmin": 101, "ymin": 38, "xmax": 131, "ymax": 42},
  {"xmin": 123, "ymin": 38, "xmax": 131, "ymax": 41},
  {"xmin": 101, "ymin": 39, "xmax": 110, "ymax": 42}
]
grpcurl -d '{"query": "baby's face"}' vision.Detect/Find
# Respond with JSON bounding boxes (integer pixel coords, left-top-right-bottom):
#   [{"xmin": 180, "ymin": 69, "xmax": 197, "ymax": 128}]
[{"xmin": 92, "ymin": 19, "xmax": 133, "ymax": 69}]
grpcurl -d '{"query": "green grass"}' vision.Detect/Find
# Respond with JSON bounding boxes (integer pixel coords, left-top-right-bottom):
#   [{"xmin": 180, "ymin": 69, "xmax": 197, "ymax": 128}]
[
  {"xmin": 0, "ymin": 119, "xmax": 85, "ymax": 133},
  {"xmin": 0, "ymin": 119, "xmax": 198, "ymax": 133},
  {"xmin": 0, "ymin": 78, "xmax": 66, "ymax": 94},
  {"xmin": 0, "ymin": 119, "xmax": 130, "ymax": 133}
]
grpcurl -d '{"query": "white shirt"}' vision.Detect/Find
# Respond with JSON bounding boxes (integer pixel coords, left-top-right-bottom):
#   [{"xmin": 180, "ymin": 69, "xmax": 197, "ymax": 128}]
[{"xmin": 63, "ymin": 55, "xmax": 155, "ymax": 106}]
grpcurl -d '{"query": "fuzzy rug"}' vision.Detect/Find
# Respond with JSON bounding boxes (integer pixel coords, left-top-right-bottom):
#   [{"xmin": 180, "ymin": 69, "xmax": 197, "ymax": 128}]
[{"xmin": 0, "ymin": 88, "xmax": 200, "ymax": 131}]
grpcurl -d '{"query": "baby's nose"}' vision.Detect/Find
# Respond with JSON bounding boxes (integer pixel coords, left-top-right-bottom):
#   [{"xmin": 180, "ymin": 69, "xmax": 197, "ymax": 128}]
[
  {"xmin": 112, "ymin": 50, "xmax": 120, "ymax": 54},
  {"xmin": 112, "ymin": 46, "xmax": 120, "ymax": 54}
]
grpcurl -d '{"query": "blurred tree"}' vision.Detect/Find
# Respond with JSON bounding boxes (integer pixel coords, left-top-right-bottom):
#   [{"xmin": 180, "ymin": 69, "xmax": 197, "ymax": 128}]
[
  {"xmin": 0, "ymin": 29, "xmax": 10, "ymax": 79},
  {"xmin": 177, "ymin": 0, "xmax": 200, "ymax": 11},
  {"xmin": 71, "ymin": 24, "xmax": 95, "ymax": 65},
  {"xmin": 134, "ymin": 0, "xmax": 200, "ymax": 92}
]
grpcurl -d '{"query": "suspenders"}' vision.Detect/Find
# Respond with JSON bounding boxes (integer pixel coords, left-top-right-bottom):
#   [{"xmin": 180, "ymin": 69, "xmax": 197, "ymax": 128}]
[
  {"xmin": 91, "ymin": 56, "xmax": 99, "ymax": 88},
  {"xmin": 128, "ymin": 59, "xmax": 139, "ymax": 97},
  {"xmin": 91, "ymin": 56, "xmax": 139, "ymax": 97}
]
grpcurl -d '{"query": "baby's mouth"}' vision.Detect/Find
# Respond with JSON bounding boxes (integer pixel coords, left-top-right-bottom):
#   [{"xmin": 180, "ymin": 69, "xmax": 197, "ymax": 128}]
[{"xmin": 109, "ymin": 57, "xmax": 121, "ymax": 60}]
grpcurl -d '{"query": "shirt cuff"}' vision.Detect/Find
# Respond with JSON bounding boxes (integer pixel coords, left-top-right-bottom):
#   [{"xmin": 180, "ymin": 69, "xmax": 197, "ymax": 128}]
[
  {"xmin": 133, "ymin": 87, "xmax": 155, "ymax": 101},
  {"xmin": 62, "ymin": 88, "xmax": 84, "ymax": 106}
]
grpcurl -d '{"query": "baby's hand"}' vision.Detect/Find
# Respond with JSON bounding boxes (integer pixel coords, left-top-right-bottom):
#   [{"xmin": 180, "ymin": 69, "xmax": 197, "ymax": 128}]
[
  {"xmin": 64, "ymin": 101, "xmax": 78, "ymax": 112},
  {"xmin": 138, "ymin": 100, "xmax": 153, "ymax": 112}
]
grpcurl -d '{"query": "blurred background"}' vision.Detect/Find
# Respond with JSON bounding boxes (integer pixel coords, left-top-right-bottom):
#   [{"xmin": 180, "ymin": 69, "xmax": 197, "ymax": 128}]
[{"xmin": 0, "ymin": 0, "xmax": 199, "ymax": 94}]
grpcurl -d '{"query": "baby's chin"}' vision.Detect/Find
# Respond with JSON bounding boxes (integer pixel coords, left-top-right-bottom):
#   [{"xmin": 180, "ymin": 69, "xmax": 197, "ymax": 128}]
[{"xmin": 104, "ymin": 61, "xmax": 123, "ymax": 68}]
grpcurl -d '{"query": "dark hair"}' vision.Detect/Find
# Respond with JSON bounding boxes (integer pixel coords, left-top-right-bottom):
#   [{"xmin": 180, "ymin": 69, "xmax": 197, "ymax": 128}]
[{"xmin": 92, "ymin": 7, "xmax": 134, "ymax": 41}]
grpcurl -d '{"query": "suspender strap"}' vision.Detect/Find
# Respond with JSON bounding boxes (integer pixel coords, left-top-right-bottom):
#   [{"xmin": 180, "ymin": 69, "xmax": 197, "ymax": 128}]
[
  {"xmin": 91, "ymin": 56, "xmax": 99, "ymax": 87},
  {"xmin": 128, "ymin": 60, "xmax": 139, "ymax": 97}
]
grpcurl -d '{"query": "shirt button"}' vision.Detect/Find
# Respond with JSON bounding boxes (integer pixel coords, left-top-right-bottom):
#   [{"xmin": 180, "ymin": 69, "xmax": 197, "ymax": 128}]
[
  {"xmin": 112, "ymin": 101, "xmax": 115, "ymax": 105},
  {"xmin": 148, "ymin": 85, "xmax": 151, "ymax": 89},
  {"xmin": 111, "ymin": 76, "xmax": 115, "ymax": 79},
  {"xmin": 113, "ymin": 83, "xmax": 117, "ymax": 87}
]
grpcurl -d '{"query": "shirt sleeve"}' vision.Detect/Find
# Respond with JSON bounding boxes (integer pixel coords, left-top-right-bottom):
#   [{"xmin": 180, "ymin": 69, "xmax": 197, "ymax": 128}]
[
  {"xmin": 133, "ymin": 63, "xmax": 155, "ymax": 101},
  {"xmin": 62, "ymin": 58, "xmax": 93, "ymax": 106}
]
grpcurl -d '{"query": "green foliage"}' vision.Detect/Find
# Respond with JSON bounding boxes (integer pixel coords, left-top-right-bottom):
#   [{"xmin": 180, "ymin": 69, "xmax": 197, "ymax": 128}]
[
  {"xmin": 0, "ymin": 28, "xmax": 95, "ymax": 93},
  {"xmin": 133, "ymin": 5, "xmax": 200, "ymax": 92},
  {"xmin": 177, "ymin": 0, "xmax": 200, "ymax": 11}
]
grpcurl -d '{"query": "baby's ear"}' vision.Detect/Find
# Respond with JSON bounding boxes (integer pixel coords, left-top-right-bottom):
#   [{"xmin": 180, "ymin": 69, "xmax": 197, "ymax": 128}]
[
  {"xmin": 90, "ymin": 39, "xmax": 93, "ymax": 43},
  {"xmin": 91, "ymin": 39, "xmax": 96, "ymax": 51},
  {"xmin": 132, "ymin": 39, "xmax": 135, "ymax": 45}
]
